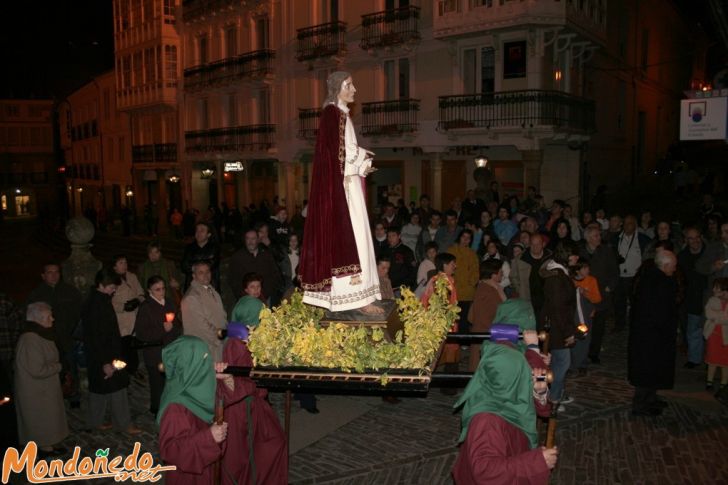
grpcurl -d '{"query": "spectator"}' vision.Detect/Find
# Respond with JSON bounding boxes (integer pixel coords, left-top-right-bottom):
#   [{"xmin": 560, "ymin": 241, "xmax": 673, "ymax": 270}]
[
  {"xmin": 26, "ymin": 262, "xmax": 82, "ymax": 407},
  {"xmin": 579, "ymin": 224, "xmax": 619, "ymax": 365},
  {"xmin": 380, "ymin": 202, "xmax": 402, "ymax": 229},
  {"xmin": 678, "ymin": 227, "xmax": 707, "ymax": 369},
  {"xmin": 279, "ymin": 233, "xmax": 301, "ymax": 296},
  {"xmin": 416, "ymin": 211, "xmax": 442, "ymax": 261},
  {"xmin": 138, "ymin": 241, "xmax": 182, "ymax": 304},
  {"xmin": 628, "ymin": 251, "xmax": 678, "ymax": 416},
  {"xmin": 704, "ymin": 277, "xmax": 728, "ymax": 391},
  {"xmin": 400, "ymin": 212, "xmax": 422, "ymax": 257},
  {"xmin": 482, "ymin": 240, "xmax": 511, "ymax": 291},
  {"xmin": 82, "ymin": 268, "xmax": 140, "ymax": 434},
  {"xmin": 464, "ymin": 220, "xmax": 484, "ymax": 254},
  {"xmin": 570, "ymin": 259, "xmax": 602, "ymax": 375},
  {"xmin": 228, "ymin": 230, "xmax": 283, "ymax": 306},
  {"xmin": 231, "ymin": 273, "xmax": 265, "ymax": 327},
  {"xmin": 547, "ymin": 219, "xmax": 573, "ymax": 252},
  {"xmin": 463, "ymin": 189, "xmax": 486, "ymax": 223},
  {"xmin": 170, "ymin": 208, "xmax": 183, "ymax": 239},
  {"xmin": 134, "ymin": 275, "xmax": 182, "ymax": 415},
  {"xmin": 493, "ymin": 206, "xmax": 518, "ymax": 246},
  {"xmin": 638, "ymin": 210, "xmax": 655, "ymax": 240},
  {"xmin": 614, "ymin": 215, "xmax": 650, "ymax": 332},
  {"xmin": 545, "ymin": 200, "xmax": 566, "ymax": 232},
  {"xmin": 563, "ymin": 204, "xmax": 582, "ymax": 242},
  {"xmin": 377, "ymin": 257, "xmax": 395, "ymax": 300},
  {"xmin": 182, "ymin": 262, "xmax": 228, "ymax": 362},
  {"xmin": 605, "ymin": 214, "xmax": 623, "ymax": 247},
  {"xmin": 111, "ymin": 255, "xmax": 145, "ymax": 378},
  {"xmin": 595, "ymin": 209, "xmax": 609, "ymax": 232},
  {"xmin": 415, "ymin": 241, "xmax": 438, "ymax": 298},
  {"xmin": 468, "ymin": 259, "xmax": 507, "ymax": 371},
  {"xmin": 268, "ymin": 206, "xmax": 291, "ymax": 253},
  {"xmin": 696, "ymin": 222, "xmax": 728, "ymax": 301},
  {"xmin": 510, "ymin": 242, "xmax": 531, "ymax": 300},
  {"xmin": 448, "ymin": 230, "xmax": 480, "ymax": 334},
  {"xmin": 644, "ymin": 220, "xmax": 683, "ymax": 259},
  {"xmin": 182, "ymin": 222, "xmax": 221, "ymax": 292},
  {"xmin": 382, "ymin": 227, "xmax": 416, "ymax": 291},
  {"xmin": 485, "ymin": 180, "xmax": 500, "ymax": 205},
  {"xmin": 415, "ymin": 195, "xmax": 434, "ymax": 226},
  {"xmin": 14, "ymin": 302, "xmax": 69, "ymax": 457},
  {"xmin": 521, "ymin": 234, "xmax": 552, "ymax": 318},
  {"xmin": 435, "ymin": 210, "xmax": 462, "ymax": 251},
  {"xmin": 372, "ymin": 222, "xmax": 389, "ymax": 259}
]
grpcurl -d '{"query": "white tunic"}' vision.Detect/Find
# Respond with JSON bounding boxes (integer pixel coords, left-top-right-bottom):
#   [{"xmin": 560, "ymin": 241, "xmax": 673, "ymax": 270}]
[{"xmin": 303, "ymin": 101, "xmax": 382, "ymax": 311}]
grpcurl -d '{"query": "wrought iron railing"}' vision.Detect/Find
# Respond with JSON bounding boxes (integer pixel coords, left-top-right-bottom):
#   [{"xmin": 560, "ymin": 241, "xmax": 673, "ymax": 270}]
[
  {"xmin": 184, "ymin": 125, "xmax": 276, "ymax": 153},
  {"xmin": 438, "ymin": 90, "xmax": 596, "ymax": 132},
  {"xmin": 184, "ymin": 50, "xmax": 275, "ymax": 91},
  {"xmin": 132, "ymin": 143, "xmax": 177, "ymax": 163},
  {"xmin": 298, "ymin": 108, "xmax": 322, "ymax": 140},
  {"xmin": 361, "ymin": 99, "xmax": 420, "ymax": 137},
  {"xmin": 296, "ymin": 21, "xmax": 347, "ymax": 62},
  {"xmin": 360, "ymin": 6, "xmax": 421, "ymax": 50}
]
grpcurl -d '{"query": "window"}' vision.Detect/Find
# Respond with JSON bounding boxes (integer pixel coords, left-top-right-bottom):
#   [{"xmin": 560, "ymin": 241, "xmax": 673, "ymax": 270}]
[
  {"xmin": 133, "ymin": 51, "xmax": 143, "ymax": 86},
  {"xmin": 5, "ymin": 104, "xmax": 20, "ymax": 117},
  {"xmin": 226, "ymin": 26, "xmax": 237, "ymax": 57},
  {"xmin": 131, "ymin": 0, "xmax": 142, "ymax": 27},
  {"xmin": 617, "ymin": 80, "xmax": 626, "ymax": 130},
  {"xmin": 384, "ymin": 58, "xmax": 410, "ymax": 99},
  {"xmin": 104, "ymin": 89, "xmax": 111, "ymax": 120},
  {"xmin": 503, "ymin": 40, "xmax": 526, "ymax": 79},
  {"xmin": 256, "ymin": 17, "xmax": 269, "ymax": 50},
  {"xmin": 438, "ymin": 0, "xmax": 460, "ymax": 15},
  {"xmin": 199, "ymin": 99, "xmax": 209, "ymax": 130},
  {"xmin": 463, "ymin": 47, "xmax": 495, "ymax": 93},
  {"xmin": 119, "ymin": 136, "xmax": 126, "ymax": 161},
  {"xmin": 323, "ymin": 0, "xmax": 338, "ymax": 22},
  {"xmin": 227, "ymin": 94, "xmax": 237, "ymax": 126},
  {"xmin": 470, "ymin": 0, "xmax": 492, "ymax": 7},
  {"xmin": 640, "ymin": 29, "xmax": 649, "ymax": 71},
  {"xmin": 256, "ymin": 89, "xmax": 270, "ymax": 124},
  {"xmin": 119, "ymin": 0, "xmax": 130, "ymax": 31},
  {"xmin": 66, "ymin": 110, "xmax": 72, "ymax": 139},
  {"xmin": 143, "ymin": 0, "xmax": 153, "ymax": 23},
  {"xmin": 108, "ymin": 137, "xmax": 115, "ymax": 161},
  {"xmin": 122, "ymin": 55, "xmax": 132, "ymax": 88},
  {"xmin": 163, "ymin": 0, "xmax": 175, "ymax": 23},
  {"xmin": 145, "ymin": 47, "xmax": 156, "ymax": 84},
  {"xmin": 198, "ymin": 35, "xmax": 209, "ymax": 65},
  {"xmin": 165, "ymin": 45, "xmax": 178, "ymax": 80}
]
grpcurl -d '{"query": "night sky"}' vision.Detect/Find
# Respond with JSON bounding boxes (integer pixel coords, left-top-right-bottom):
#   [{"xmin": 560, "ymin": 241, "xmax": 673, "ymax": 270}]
[{"xmin": 0, "ymin": 0, "xmax": 114, "ymax": 99}]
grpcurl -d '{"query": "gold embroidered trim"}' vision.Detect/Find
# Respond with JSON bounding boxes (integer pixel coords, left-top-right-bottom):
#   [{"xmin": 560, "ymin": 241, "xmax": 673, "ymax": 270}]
[
  {"xmin": 300, "ymin": 264, "xmax": 362, "ymax": 291},
  {"xmin": 338, "ymin": 109, "xmax": 346, "ymax": 175},
  {"xmin": 303, "ymin": 283, "xmax": 381, "ymax": 306}
]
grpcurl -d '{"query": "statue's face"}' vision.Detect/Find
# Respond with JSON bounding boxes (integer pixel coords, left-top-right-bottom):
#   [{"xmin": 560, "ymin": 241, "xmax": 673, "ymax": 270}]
[{"xmin": 338, "ymin": 77, "xmax": 356, "ymax": 104}]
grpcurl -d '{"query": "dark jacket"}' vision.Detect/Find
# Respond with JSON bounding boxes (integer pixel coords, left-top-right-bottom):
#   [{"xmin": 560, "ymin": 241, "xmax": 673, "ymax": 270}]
[
  {"xmin": 628, "ymin": 265, "xmax": 678, "ymax": 389},
  {"xmin": 678, "ymin": 245, "xmax": 707, "ymax": 315},
  {"xmin": 578, "ymin": 241, "xmax": 619, "ymax": 311},
  {"xmin": 228, "ymin": 247, "xmax": 283, "ymax": 302},
  {"xmin": 133, "ymin": 297, "xmax": 182, "ymax": 367},
  {"xmin": 381, "ymin": 243, "xmax": 416, "ymax": 289},
  {"xmin": 539, "ymin": 262, "xmax": 576, "ymax": 350},
  {"xmin": 521, "ymin": 249, "xmax": 552, "ymax": 316},
  {"xmin": 182, "ymin": 240, "xmax": 221, "ymax": 291},
  {"xmin": 81, "ymin": 290, "xmax": 129, "ymax": 394},
  {"xmin": 26, "ymin": 282, "xmax": 82, "ymax": 354}
]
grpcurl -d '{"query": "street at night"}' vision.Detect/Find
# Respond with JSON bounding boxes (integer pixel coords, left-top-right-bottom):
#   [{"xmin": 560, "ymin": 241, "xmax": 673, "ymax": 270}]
[{"xmin": 3, "ymin": 0, "xmax": 728, "ymax": 484}]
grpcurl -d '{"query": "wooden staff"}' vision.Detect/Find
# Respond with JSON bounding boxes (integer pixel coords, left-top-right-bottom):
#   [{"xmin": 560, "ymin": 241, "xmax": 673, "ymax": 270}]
[
  {"xmin": 213, "ymin": 397, "xmax": 224, "ymax": 485},
  {"xmin": 545, "ymin": 404, "xmax": 558, "ymax": 449},
  {"xmin": 540, "ymin": 319, "xmax": 552, "ymax": 355}
]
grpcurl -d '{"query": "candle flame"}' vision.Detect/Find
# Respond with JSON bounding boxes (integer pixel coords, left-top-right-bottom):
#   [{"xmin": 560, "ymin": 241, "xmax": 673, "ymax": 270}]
[
  {"xmin": 112, "ymin": 359, "xmax": 127, "ymax": 370},
  {"xmin": 165, "ymin": 312, "xmax": 175, "ymax": 322}
]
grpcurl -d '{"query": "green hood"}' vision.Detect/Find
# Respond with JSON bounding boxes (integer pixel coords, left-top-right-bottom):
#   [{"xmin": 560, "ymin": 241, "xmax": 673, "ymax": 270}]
[
  {"xmin": 493, "ymin": 299, "xmax": 537, "ymax": 331},
  {"xmin": 157, "ymin": 336, "xmax": 216, "ymax": 425},
  {"xmin": 454, "ymin": 341, "xmax": 538, "ymax": 448}
]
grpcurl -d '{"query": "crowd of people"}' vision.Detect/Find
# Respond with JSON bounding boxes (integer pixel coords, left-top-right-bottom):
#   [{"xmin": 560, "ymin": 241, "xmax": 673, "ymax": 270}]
[{"xmin": 1, "ymin": 181, "xmax": 727, "ymax": 483}]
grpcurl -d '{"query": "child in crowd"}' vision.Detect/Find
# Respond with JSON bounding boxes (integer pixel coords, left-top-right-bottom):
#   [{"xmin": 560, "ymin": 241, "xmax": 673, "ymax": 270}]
[
  {"xmin": 704, "ymin": 277, "xmax": 728, "ymax": 391},
  {"xmin": 570, "ymin": 259, "xmax": 602, "ymax": 375},
  {"xmin": 377, "ymin": 256, "xmax": 395, "ymax": 300}
]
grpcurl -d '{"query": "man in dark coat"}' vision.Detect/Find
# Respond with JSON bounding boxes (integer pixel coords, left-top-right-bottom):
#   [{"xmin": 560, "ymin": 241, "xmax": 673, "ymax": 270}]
[
  {"xmin": 381, "ymin": 227, "xmax": 416, "ymax": 291},
  {"xmin": 579, "ymin": 224, "xmax": 619, "ymax": 364},
  {"xmin": 26, "ymin": 263, "xmax": 83, "ymax": 407},
  {"xmin": 228, "ymin": 230, "xmax": 283, "ymax": 306},
  {"xmin": 182, "ymin": 222, "xmax": 221, "ymax": 292},
  {"xmin": 628, "ymin": 250, "xmax": 678, "ymax": 416},
  {"xmin": 678, "ymin": 227, "xmax": 707, "ymax": 368}
]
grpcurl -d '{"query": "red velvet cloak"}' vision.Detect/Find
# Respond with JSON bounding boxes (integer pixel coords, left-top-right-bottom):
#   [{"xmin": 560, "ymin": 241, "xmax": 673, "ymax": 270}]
[
  {"xmin": 299, "ymin": 104, "xmax": 362, "ymax": 292},
  {"xmin": 452, "ymin": 413, "xmax": 550, "ymax": 485},
  {"xmin": 218, "ymin": 339, "xmax": 288, "ymax": 485}
]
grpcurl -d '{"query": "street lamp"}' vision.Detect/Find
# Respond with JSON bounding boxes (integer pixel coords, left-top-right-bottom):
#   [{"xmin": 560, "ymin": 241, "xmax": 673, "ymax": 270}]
[
  {"xmin": 201, "ymin": 167, "xmax": 215, "ymax": 179},
  {"xmin": 474, "ymin": 156, "xmax": 489, "ymax": 168},
  {"xmin": 125, "ymin": 186, "xmax": 134, "ymax": 197}
]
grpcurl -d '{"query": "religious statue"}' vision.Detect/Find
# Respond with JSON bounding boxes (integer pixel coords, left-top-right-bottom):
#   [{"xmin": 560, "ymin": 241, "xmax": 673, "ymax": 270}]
[{"xmin": 298, "ymin": 71, "xmax": 383, "ymax": 314}]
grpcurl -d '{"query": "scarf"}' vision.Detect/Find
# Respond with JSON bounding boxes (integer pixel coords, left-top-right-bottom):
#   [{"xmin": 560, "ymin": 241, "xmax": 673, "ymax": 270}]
[
  {"xmin": 157, "ymin": 336, "xmax": 217, "ymax": 425},
  {"xmin": 21, "ymin": 320, "xmax": 55, "ymax": 342},
  {"xmin": 454, "ymin": 342, "xmax": 538, "ymax": 448}
]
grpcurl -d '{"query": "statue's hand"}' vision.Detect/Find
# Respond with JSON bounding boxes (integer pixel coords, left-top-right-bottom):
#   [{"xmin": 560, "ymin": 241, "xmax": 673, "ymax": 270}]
[{"xmin": 363, "ymin": 166, "xmax": 378, "ymax": 176}]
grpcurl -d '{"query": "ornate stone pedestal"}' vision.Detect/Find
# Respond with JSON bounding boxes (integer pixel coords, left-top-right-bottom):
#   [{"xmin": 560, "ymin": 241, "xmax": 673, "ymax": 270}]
[{"xmin": 61, "ymin": 217, "xmax": 102, "ymax": 297}]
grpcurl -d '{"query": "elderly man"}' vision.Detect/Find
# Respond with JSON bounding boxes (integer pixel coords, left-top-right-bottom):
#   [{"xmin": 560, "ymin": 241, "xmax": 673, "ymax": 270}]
[
  {"xmin": 14, "ymin": 302, "xmax": 69, "ymax": 456},
  {"xmin": 628, "ymin": 250, "xmax": 678, "ymax": 416},
  {"xmin": 181, "ymin": 262, "xmax": 228, "ymax": 361},
  {"xmin": 228, "ymin": 229, "xmax": 283, "ymax": 306},
  {"xmin": 26, "ymin": 262, "xmax": 82, "ymax": 407}
]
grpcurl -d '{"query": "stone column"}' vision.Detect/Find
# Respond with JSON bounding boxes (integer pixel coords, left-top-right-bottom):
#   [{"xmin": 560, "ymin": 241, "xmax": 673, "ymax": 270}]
[
  {"xmin": 158, "ymin": 170, "xmax": 168, "ymax": 234},
  {"xmin": 432, "ymin": 155, "xmax": 443, "ymax": 211},
  {"xmin": 521, "ymin": 149, "xmax": 543, "ymax": 197},
  {"xmin": 281, "ymin": 160, "xmax": 296, "ymax": 210}
]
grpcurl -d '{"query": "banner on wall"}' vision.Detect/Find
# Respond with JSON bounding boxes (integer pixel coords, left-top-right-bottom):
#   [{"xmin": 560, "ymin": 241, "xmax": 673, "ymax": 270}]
[{"xmin": 679, "ymin": 97, "xmax": 728, "ymax": 141}]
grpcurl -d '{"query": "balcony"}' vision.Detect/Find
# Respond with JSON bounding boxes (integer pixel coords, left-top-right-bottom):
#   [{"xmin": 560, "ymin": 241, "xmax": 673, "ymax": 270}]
[
  {"xmin": 132, "ymin": 143, "xmax": 178, "ymax": 163},
  {"xmin": 184, "ymin": 50, "xmax": 275, "ymax": 91},
  {"xmin": 182, "ymin": 0, "xmax": 263, "ymax": 23},
  {"xmin": 117, "ymin": 82, "xmax": 178, "ymax": 111},
  {"xmin": 360, "ymin": 6, "xmax": 421, "ymax": 51},
  {"xmin": 296, "ymin": 21, "xmax": 347, "ymax": 62},
  {"xmin": 438, "ymin": 90, "xmax": 595, "ymax": 133},
  {"xmin": 361, "ymin": 99, "xmax": 420, "ymax": 137},
  {"xmin": 298, "ymin": 108, "xmax": 322, "ymax": 141},
  {"xmin": 433, "ymin": 0, "xmax": 606, "ymax": 45},
  {"xmin": 185, "ymin": 125, "xmax": 276, "ymax": 153}
]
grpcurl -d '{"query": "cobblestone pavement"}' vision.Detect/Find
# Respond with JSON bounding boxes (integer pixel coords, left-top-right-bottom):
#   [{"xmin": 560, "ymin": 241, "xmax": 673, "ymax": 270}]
[{"xmin": 4, "ymin": 221, "xmax": 728, "ymax": 484}]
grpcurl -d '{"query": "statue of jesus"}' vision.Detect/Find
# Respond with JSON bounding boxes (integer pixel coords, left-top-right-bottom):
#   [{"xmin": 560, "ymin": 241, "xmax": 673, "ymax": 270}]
[{"xmin": 298, "ymin": 71, "xmax": 383, "ymax": 314}]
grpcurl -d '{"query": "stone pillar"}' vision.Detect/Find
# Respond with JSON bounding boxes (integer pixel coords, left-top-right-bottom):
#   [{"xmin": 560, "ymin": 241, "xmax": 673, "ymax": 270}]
[
  {"xmin": 432, "ymin": 156, "xmax": 443, "ymax": 211},
  {"xmin": 62, "ymin": 217, "xmax": 102, "ymax": 298},
  {"xmin": 158, "ymin": 170, "xmax": 168, "ymax": 234},
  {"xmin": 282, "ymin": 160, "xmax": 296, "ymax": 210},
  {"xmin": 216, "ymin": 161, "xmax": 225, "ymax": 207},
  {"xmin": 521, "ymin": 150, "xmax": 543, "ymax": 197}
]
